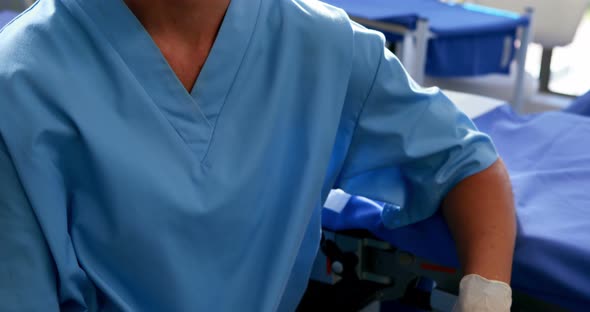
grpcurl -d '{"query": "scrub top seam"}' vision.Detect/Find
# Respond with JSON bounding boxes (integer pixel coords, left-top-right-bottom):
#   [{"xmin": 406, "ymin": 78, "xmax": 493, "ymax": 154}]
[
  {"xmin": 200, "ymin": 0, "xmax": 263, "ymax": 165},
  {"xmin": 334, "ymin": 36, "xmax": 385, "ymax": 186},
  {"xmin": 154, "ymin": 39, "xmax": 213, "ymax": 129},
  {"xmin": 61, "ymin": 0, "xmax": 200, "ymax": 159},
  {"xmin": 157, "ymin": 55, "xmax": 216, "ymax": 149},
  {"xmin": 270, "ymin": 199, "xmax": 322, "ymax": 312},
  {"xmin": 5, "ymin": 143, "xmax": 67, "ymax": 272}
]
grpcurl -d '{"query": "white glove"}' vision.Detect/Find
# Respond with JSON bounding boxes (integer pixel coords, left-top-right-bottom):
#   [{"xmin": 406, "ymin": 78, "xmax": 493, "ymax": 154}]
[{"xmin": 452, "ymin": 274, "xmax": 512, "ymax": 312}]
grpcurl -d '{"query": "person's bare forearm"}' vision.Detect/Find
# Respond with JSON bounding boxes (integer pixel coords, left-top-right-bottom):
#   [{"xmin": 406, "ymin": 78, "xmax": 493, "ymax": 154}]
[{"xmin": 442, "ymin": 159, "xmax": 516, "ymax": 283}]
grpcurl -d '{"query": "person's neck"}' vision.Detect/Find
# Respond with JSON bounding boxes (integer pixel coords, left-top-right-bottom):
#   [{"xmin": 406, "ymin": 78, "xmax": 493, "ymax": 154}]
[
  {"xmin": 124, "ymin": 0, "xmax": 231, "ymax": 91},
  {"xmin": 124, "ymin": 0, "xmax": 230, "ymax": 46}
]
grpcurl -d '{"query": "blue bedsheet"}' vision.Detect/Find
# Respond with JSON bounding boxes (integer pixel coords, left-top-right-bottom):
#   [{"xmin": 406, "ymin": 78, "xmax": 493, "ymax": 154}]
[
  {"xmin": 322, "ymin": 105, "xmax": 590, "ymax": 311},
  {"xmin": 0, "ymin": 11, "xmax": 18, "ymax": 28},
  {"xmin": 323, "ymin": 0, "xmax": 529, "ymax": 77}
]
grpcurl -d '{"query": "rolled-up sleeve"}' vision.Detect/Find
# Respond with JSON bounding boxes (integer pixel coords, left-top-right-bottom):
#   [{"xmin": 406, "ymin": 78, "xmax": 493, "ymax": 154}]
[{"xmin": 336, "ymin": 31, "xmax": 498, "ymax": 228}]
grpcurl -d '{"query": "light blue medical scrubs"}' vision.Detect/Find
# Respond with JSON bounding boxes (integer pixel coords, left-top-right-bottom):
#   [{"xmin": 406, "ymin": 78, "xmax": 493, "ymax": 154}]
[{"xmin": 0, "ymin": 0, "xmax": 497, "ymax": 310}]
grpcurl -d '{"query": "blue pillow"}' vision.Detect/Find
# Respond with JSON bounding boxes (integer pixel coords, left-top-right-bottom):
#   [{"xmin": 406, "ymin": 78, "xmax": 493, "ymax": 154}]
[
  {"xmin": 564, "ymin": 90, "xmax": 590, "ymax": 117},
  {"xmin": 0, "ymin": 11, "xmax": 19, "ymax": 29}
]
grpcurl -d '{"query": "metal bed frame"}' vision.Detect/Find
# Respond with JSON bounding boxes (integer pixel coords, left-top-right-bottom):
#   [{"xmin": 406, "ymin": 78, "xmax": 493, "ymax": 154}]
[{"xmin": 302, "ymin": 229, "xmax": 568, "ymax": 311}]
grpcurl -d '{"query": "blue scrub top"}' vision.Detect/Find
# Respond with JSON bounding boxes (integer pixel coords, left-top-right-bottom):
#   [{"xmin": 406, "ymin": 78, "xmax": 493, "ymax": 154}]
[{"xmin": 0, "ymin": 0, "xmax": 497, "ymax": 311}]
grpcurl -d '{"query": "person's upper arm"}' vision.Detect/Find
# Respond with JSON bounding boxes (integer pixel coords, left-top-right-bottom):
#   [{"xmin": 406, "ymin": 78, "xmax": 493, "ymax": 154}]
[
  {"xmin": 0, "ymin": 140, "xmax": 60, "ymax": 311},
  {"xmin": 335, "ymin": 29, "xmax": 498, "ymax": 228}
]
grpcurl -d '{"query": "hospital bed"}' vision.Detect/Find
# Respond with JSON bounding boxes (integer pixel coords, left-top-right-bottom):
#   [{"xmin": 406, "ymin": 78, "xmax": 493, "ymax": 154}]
[
  {"xmin": 470, "ymin": 0, "xmax": 590, "ymax": 96},
  {"xmin": 305, "ymin": 91, "xmax": 590, "ymax": 311},
  {"xmin": 322, "ymin": 0, "xmax": 532, "ymax": 111}
]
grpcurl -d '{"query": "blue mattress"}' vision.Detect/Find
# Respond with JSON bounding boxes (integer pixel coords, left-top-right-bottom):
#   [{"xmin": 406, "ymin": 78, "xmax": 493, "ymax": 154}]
[
  {"xmin": 0, "ymin": 11, "xmax": 18, "ymax": 29},
  {"xmin": 322, "ymin": 0, "xmax": 529, "ymax": 77},
  {"xmin": 322, "ymin": 105, "xmax": 590, "ymax": 311},
  {"xmin": 565, "ymin": 90, "xmax": 590, "ymax": 117}
]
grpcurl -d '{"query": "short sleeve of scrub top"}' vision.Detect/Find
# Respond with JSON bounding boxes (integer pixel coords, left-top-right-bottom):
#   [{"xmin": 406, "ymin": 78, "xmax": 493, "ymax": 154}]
[{"xmin": 333, "ymin": 22, "xmax": 498, "ymax": 228}]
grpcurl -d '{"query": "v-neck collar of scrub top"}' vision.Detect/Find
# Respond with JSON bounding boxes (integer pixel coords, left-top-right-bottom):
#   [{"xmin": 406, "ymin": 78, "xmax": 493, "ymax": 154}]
[{"xmin": 60, "ymin": 0, "xmax": 261, "ymax": 160}]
